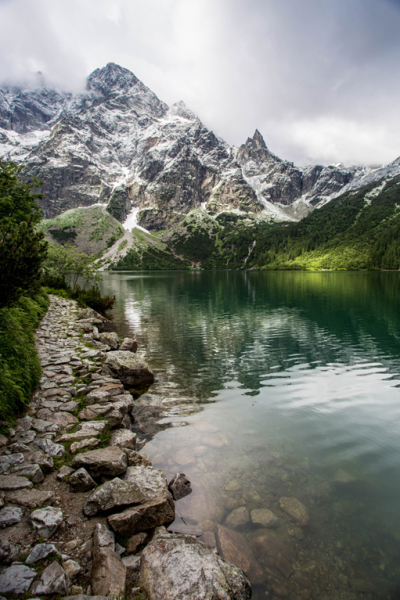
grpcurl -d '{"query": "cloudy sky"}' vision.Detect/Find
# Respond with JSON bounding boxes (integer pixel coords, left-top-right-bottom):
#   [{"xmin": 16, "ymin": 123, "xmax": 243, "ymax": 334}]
[{"xmin": 1, "ymin": 0, "xmax": 400, "ymax": 166}]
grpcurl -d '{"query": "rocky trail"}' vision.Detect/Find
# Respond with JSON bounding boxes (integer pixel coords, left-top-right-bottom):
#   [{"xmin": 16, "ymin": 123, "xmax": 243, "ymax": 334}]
[{"xmin": 0, "ymin": 295, "xmax": 252, "ymax": 600}]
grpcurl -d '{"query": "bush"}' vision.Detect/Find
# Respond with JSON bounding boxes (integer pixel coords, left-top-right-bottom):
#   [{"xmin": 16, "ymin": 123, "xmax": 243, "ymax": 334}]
[
  {"xmin": 43, "ymin": 284, "xmax": 115, "ymax": 316},
  {"xmin": 0, "ymin": 290, "xmax": 49, "ymax": 422}
]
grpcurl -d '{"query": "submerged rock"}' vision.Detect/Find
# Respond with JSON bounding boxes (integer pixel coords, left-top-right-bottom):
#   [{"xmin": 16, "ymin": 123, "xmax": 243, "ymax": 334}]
[
  {"xmin": 250, "ymin": 508, "xmax": 279, "ymax": 528},
  {"xmin": 139, "ymin": 528, "xmax": 252, "ymax": 600},
  {"xmin": 216, "ymin": 524, "xmax": 266, "ymax": 584},
  {"xmin": 279, "ymin": 497, "xmax": 309, "ymax": 526}
]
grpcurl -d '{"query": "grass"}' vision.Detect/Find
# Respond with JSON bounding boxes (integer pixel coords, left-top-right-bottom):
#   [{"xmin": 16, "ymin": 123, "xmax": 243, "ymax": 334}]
[{"xmin": 0, "ymin": 289, "xmax": 49, "ymax": 423}]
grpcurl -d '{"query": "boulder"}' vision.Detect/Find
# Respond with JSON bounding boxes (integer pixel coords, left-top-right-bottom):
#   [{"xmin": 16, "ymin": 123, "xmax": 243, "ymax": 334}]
[
  {"xmin": 0, "ymin": 474, "xmax": 33, "ymax": 490},
  {"xmin": 108, "ymin": 497, "xmax": 175, "ymax": 536},
  {"xmin": 71, "ymin": 446, "xmax": 128, "ymax": 478},
  {"xmin": 279, "ymin": 497, "xmax": 309, "ymax": 526},
  {"xmin": 216, "ymin": 525, "xmax": 266, "ymax": 584},
  {"xmin": 0, "ymin": 506, "xmax": 23, "ymax": 527},
  {"xmin": 124, "ymin": 465, "xmax": 173, "ymax": 506},
  {"xmin": 26, "ymin": 543, "xmax": 59, "ymax": 564},
  {"xmin": 119, "ymin": 337, "xmax": 138, "ymax": 352},
  {"xmin": 0, "ymin": 564, "xmax": 36, "ymax": 595},
  {"xmin": 99, "ymin": 332, "xmax": 119, "ymax": 349},
  {"xmin": 31, "ymin": 561, "xmax": 71, "ymax": 596},
  {"xmin": 93, "ymin": 523, "xmax": 115, "ymax": 555},
  {"xmin": 68, "ymin": 468, "xmax": 96, "ymax": 492},
  {"xmin": 110, "ymin": 429, "xmax": 137, "ymax": 450},
  {"xmin": 139, "ymin": 529, "xmax": 252, "ymax": 600},
  {"xmin": 250, "ymin": 508, "xmax": 279, "ymax": 528},
  {"xmin": 91, "ymin": 548, "xmax": 126, "ymax": 598},
  {"xmin": 84, "ymin": 477, "xmax": 144, "ymax": 516},
  {"xmin": 31, "ymin": 506, "xmax": 63, "ymax": 538},
  {"xmin": 168, "ymin": 473, "xmax": 192, "ymax": 500},
  {"xmin": 102, "ymin": 351, "xmax": 154, "ymax": 386}
]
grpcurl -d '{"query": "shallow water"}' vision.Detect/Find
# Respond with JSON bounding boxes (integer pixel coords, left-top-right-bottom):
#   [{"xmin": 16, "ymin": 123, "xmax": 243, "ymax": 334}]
[{"xmin": 100, "ymin": 271, "xmax": 400, "ymax": 599}]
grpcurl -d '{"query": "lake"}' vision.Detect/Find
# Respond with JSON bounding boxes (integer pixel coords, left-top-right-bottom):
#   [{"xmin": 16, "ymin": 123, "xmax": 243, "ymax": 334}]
[{"xmin": 100, "ymin": 271, "xmax": 400, "ymax": 600}]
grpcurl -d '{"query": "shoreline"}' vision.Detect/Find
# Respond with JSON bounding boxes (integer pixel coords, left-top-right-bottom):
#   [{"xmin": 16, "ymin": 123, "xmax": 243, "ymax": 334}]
[{"xmin": 0, "ymin": 294, "xmax": 252, "ymax": 599}]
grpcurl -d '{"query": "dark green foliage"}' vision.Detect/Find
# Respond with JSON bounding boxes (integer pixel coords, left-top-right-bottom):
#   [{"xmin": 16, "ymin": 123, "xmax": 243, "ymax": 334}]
[
  {"xmin": 106, "ymin": 188, "xmax": 130, "ymax": 222},
  {"xmin": 0, "ymin": 290, "xmax": 49, "ymax": 421},
  {"xmin": 114, "ymin": 246, "xmax": 190, "ymax": 270},
  {"xmin": 106, "ymin": 229, "xmax": 124, "ymax": 248},
  {"xmin": 0, "ymin": 160, "xmax": 48, "ymax": 307},
  {"xmin": 43, "ymin": 282, "xmax": 115, "ymax": 316},
  {"xmin": 48, "ymin": 226, "xmax": 77, "ymax": 243}
]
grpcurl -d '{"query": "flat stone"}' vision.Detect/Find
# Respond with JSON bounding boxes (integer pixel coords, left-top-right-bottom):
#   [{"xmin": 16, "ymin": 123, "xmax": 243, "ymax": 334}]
[
  {"xmin": 59, "ymin": 401, "xmax": 79, "ymax": 412},
  {"xmin": 34, "ymin": 438, "xmax": 65, "ymax": 457},
  {"xmin": 76, "ymin": 421, "xmax": 107, "ymax": 434},
  {"xmin": 69, "ymin": 468, "xmax": 96, "ymax": 492},
  {"xmin": 251, "ymin": 508, "xmax": 279, "ymax": 528},
  {"xmin": 16, "ymin": 430, "xmax": 36, "ymax": 444},
  {"xmin": 26, "ymin": 543, "xmax": 59, "ymax": 564},
  {"xmin": 28, "ymin": 449, "xmax": 54, "ymax": 469},
  {"xmin": 168, "ymin": 473, "xmax": 192, "ymax": 500},
  {"xmin": 119, "ymin": 337, "xmax": 138, "ymax": 352},
  {"xmin": 84, "ymin": 477, "xmax": 144, "ymax": 516},
  {"xmin": 110, "ymin": 429, "xmax": 137, "ymax": 450},
  {"xmin": 31, "ymin": 419, "xmax": 59, "ymax": 433},
  {"xmin": 15, "ymin": 416, "xmax": 33, "ymax": 431},
  {"xmin": 139, "ymin": 529, "xmax": 252, "ymax": 600},
  {"xmin": 0, "ymin": 564, "xmax": 36, "ymax": 595},
  {"xmin": 93, "ymin": 523, "xmax": 115, "ymax": 554},
  {"xmin": 108, "ymin": 497, "xmax": 175, "ymax": 537},
  {"xmin": 78, "ymin": 404, "xmax": 113, "ymax": 420},
  {"xmin": 71, "ymin": 437, "xmax": 100, "ymax": 453},
  {"xmin": 225, "ymin": 507, "xmax": 250, "ymax": 530},
  {"xmin": 31, "ymin": 561, "xmax": 71, "ymax": 596},
  {"xmin": 0, "ymin": 475, "xmax": 32, "ymax": 490},
  {"xmin": 31, "ymin": 506, "xmax": 63, "ymax": 538},
  {"xmin": 279, "ymin": 497, "xmax": 309, "ymax": 526},
  {"xmin": 85, "ymin": 389, "xmax": 112, "ymax": 405},
  {"xmin": 46, "ymin": 412, "xmax": 78, "ymax": 428},
  {"xmin": 11, "ymin": 463, "xmax": 44, "ymax": 483},
  {"xmin": 56, "ymin": 431, "xmax": 99, "ymax": 443},
  {"xmin": 102, "ymin": 351, "xmax": 154, "ymax": 387},
  {"xmin": 0, "ymin": 506, "xmax": 23, "ymax": 527},
  {"xmin": 0, "ymin": 453, "xmax": 24, "ymax": 473},
  {"xmin": 91, "ymin": 548, "xmax": 126, "ymax": 598},
  {"xmin": 71, "ymin": 446, "xmax": 128, "ymax": 478},
  {"xmin": 63, "ymin": 596, "xmax": 110, "ymax": 600},
  {"xmin": 127, "ymin": 532, "xmax": 148, "ymax": 554},
  {"xmin": 216, "ymin": 524, "xmax": 266, "ymax": 584},
  {"xmin": 7, "ymin": 488, "xmax": 55, "ymax": 508},
  {"xmin": 97, "ymin": 383, "xmax": 124, "ymax": 396}
]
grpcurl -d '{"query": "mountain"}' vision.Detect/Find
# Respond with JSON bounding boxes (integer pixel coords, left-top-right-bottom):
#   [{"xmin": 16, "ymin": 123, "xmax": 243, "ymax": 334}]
[{"xmin": 2, "ymin": 62, "xmax": 397, "ymax": 233}]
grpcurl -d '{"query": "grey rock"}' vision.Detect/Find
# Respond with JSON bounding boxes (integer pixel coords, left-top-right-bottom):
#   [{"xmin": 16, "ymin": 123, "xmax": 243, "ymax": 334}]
[
  {"xmin": 124, "ymin": 465, "xmax": 173, "ymax": 506},
  {"xmin": 15, "ymin": 416, "xmax": 33, "ymax": 432},
  {"xmin": 139, "ymin": 529, "xmax": 252, "ymax": 600},
  {"xmin": 0, "ymin": 564, "xmax": 36, "ymax": 595},
  {"xmin": 110, "ymin": 428, "xmax": 137, "ymax": 450},
  {"xmin": 34, "ymin": 438, "xmax": 65, "ymax": 457},
  {"xmin": 62, "ymin": 596, "xmax": 110, "ymax": 600},
  {"xmin": 31, "ymin": 419, "xmax": 59, "ymax": 433},
  {"xmin": 91, "ymin": 548, "xmax": 126, "ymax": 598},
  {"xmin": 125, "ymin": 450, "xmax": 152, "ymax": 467},
  {"xmin": 70, "ymin": 437, "xmax": 100, "ymax": 453},
  {"xmin": 84, "ymin": 477, "xmax": 144, "ymax": 516},
  {"xmin": 99, "ymin": 332, "xmax": 119, "ymax": 349},
  {"xmin": 31, "ymin": 506, "xmax": 63, "ymax": 538},
  {"xmin": 31, "ymin": 561, "xmax": 71, "ymax": 596},
  {"xmin": 16, "ymin": 430, "xmax": 36, "ymax": 444},
  {"xmin": 57, "ymin": 465, "xmax": 75, "ymax": 481},
  {"xmin": 62, "ymin": 559, "xmax": 81, "ymax": 579},
  {"xmin": 0, "ymin": 474, "xmax": 33, "ymax": 490},
  {"xmin": 126, "ymin": 532, "xmax": 148, "ymax": 554},
  {"xmin": 0, "ymin": 505, "xmax": 23, "ymax": 527},
  {"xmin": 71, "ymin": 446, "xmax": 128, "ymax": 478},
  {"xmin": 108, "ymin": 497, "xmax": 175, "ymax": 537},
  {"xmin": 26, "ymin": 543, "xmax": 59, "ymax": 564},
  {"xmin": 28, "ymin": 449, "xmax": 54, "ymax": 469},
  {"xmin": 6, "ymin": 488, "xmax": 54, "ymax": 508},
  {"xmin": 119, "ymin": 337, "xmax": 138, "ymax": 352},
  {"xmin": 68, "ymin": 468, "xmax": 96, "ymax": 492},
  {"xmin": 102, "ymin": 351, "xmax": 154, "ymax": 387},
  {"xmin": 168, "ymin": 473, "xmax": 192, "ymax": 500},
  {"xmin": 122, "ymin": 554, "xmax": 141, "ymax": 577},
  {"xmin": 93, "ymin": 523, "xmax": 115, "ymax": 555},
  {"xmin": 0, "ymin": 539, "xmax": 20, "ymax": 564},
  {"xmin": 11, "ymin": 463, "xmax": 44, "ymax": 483},
  {"xmin": 0, "ymin": 453, "xmax": 24, "ymax": 473}
]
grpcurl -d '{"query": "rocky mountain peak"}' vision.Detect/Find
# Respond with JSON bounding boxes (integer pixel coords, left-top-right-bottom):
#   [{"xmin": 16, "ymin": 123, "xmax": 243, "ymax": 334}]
[
  {"xmin": 237, "ymin": 129, "xmax": 281, "ymax": 166},
  {"xmin": 86, "ymin": 62, "xmax": 139, "ymax": 96},
  {"xmin": 168, "ymin": 101, "xmax": 198, "ymax": 121}
]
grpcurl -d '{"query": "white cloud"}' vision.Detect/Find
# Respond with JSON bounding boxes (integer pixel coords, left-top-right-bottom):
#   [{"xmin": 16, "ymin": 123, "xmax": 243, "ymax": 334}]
[{"xmin": 1, "ymin": 0, "xmax": 400, "ymax": 166}]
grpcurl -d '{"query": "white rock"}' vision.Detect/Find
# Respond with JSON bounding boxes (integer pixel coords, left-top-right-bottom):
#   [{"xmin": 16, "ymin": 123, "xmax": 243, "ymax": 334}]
[
  {"xmin": 0, "ymin": 564, "xmax": 36, "ymax": 595},
  {"xmin": 26, "ymin": 543, "xmax": 59, "ymax": 564},
  {"xmin": 31, "ymin": 506, "xmax": 63, "ymax": 538},
  {"xmin": 0, "ymin": 506, "xmax": 23, "ymax": 527}
]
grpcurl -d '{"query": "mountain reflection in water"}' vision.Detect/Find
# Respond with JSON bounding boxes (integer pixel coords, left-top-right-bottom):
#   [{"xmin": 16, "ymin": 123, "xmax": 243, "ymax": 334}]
[{"xmin": 101, "ymin": 271, "xmax": 400, "ymax": 600}]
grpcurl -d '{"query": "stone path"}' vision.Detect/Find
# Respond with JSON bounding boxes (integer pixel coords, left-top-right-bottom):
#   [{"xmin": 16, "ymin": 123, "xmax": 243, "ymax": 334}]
[{"xmin": 0, "ymin": 295, "xmax": 251, "ymax": 600}]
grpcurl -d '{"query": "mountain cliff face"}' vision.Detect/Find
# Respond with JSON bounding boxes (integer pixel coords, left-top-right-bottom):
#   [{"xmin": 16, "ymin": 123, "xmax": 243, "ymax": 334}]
[{"xmin": 1, "ymin": 63, "xmax": 399, "ymax": 231}]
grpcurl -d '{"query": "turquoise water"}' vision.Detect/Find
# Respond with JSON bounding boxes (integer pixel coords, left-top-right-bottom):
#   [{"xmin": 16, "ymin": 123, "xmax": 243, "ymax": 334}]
[{"xmin": 101, "ymin": 271, "xmax": 400, "ymax": 599}]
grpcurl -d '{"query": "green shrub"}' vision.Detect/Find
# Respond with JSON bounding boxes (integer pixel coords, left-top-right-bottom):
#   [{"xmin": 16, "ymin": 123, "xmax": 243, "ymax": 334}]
[{"xmin": 0, "ymin": 290, "xmax": 49, "ymax": 422}]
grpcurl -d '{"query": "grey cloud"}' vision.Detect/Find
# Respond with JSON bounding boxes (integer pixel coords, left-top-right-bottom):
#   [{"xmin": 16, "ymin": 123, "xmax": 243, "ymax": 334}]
[{"xmin": 0, "ymin": 0, "xmax": 399, "ymax": 166}]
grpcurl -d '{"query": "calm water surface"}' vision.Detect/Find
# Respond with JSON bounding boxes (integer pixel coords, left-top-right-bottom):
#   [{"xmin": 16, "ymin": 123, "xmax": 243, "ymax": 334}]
[{"xmin": 100, "ymin": 271, "xmax": 400, "ymax": 599}]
